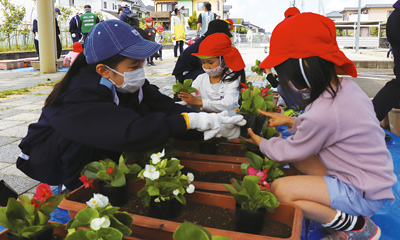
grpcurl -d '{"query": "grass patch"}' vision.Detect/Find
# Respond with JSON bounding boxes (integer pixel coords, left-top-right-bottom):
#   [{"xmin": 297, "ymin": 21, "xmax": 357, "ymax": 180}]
[
  {"xmin": 0, "ymin": 80, "xmax": 59, "ymax": 100},
  {"xmin": 0, "ymin": 88, "xmax": 30, "ymax": 98}
]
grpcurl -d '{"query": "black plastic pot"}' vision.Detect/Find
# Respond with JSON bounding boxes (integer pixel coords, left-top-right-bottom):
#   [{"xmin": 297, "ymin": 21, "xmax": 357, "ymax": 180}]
[
  {"xmin": 198, "ymin": 141, "xmax": 219, "ymax": 155},
  {"xmin": 234, "ymin": 204, "xmax": 266, "ymax": 234},
  {"xmin": 7, "ymin": 228, "xmax": 54, "ymax": 240},
  {"xmin": 149, "ymin": 197, "xmax": 182, "ymax": 220},
  {"xmin": 240, "ymin": 114, "xmax": 267, "ymax": 138},
  {"xmin": 0, "ymin": 180, "xmax": 18, "ymax": 206},
  {"xmin": 173, "ymin": 93, "xmax": 182, "ymax": 102},
  {"xmin": 98, "ymin": 181, "xmax": 128, "ymax": 207}
]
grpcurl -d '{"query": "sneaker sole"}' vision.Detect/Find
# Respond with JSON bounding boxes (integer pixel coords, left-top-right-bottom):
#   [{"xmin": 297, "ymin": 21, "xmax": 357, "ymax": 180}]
[{"xmin": 370, "ymin": 227, "xmax": 381, "ymax": 240}]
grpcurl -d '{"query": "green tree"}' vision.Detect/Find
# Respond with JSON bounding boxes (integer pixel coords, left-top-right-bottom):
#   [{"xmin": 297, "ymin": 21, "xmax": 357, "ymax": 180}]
[
  {"xmin": 0, "ymin": 0, "xmax": 26, "ymax": 50},
  {"xmin": 188, "ymin": 10, "xmax": 197, "ymax": 30},
  {"xmin": 371, "ymin": 27, "xmax": 379, "ymax": 37}
]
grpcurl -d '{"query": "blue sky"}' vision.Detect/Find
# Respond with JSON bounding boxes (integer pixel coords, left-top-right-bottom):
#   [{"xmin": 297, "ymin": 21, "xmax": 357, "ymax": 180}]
[{"xmin": 142, "ymin": 0, "xmax": 395, "ymax": 32}]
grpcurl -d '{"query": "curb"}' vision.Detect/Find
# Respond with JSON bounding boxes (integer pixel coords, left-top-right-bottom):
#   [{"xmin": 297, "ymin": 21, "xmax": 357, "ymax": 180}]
[{"xmin": 353, "ymin": 60, "xmax": 394, "ymax": 69}]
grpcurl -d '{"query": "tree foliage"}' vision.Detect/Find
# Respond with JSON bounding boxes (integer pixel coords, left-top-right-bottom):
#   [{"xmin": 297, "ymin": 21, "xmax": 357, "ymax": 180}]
[
  {"xmin": 0, "ymin": 0, "xmax": 26, "ymax": 49},
  {"xmin": 188, "ymin": 10, "xmax": 197, "ymax": 30}
]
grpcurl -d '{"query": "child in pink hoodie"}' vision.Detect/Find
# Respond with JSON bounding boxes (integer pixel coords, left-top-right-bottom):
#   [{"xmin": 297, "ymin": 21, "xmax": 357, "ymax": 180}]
[{"xmin": 63, "ymin": 42, "xmax": 83, "ymax": 67}]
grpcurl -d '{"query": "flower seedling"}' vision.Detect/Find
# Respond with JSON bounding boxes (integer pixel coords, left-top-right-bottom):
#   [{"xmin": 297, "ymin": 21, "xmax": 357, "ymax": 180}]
[
  {"xmin": 239, "ymin": 82, "xmax": 276, "ymax": 116},
  {"xmin": 223, "ymin": 175, "xmax": 279, "ymax": 212},
  {"xmin": 80, "ymin": 154, "xmax": 142, "ymax": 188},
  {"xmin": 241, "ymin": 151, "xmax": 286, "ymax": 187},
  {"xmin": 65, "ymin": 193, "xmax": 133, "ymax": 240},
  {"xmin": 173, "ymin": 222, "xmax": 232, "ymax": 240},
  {"xmin": 250, "ymin": 59, "xmax": 263, "ymax": 76},
  {"xmin": 0, "ymin": 183, "xmax": 65, "ymax": 239},
  {"xmin": 137, "ymin": 149, "xmax": 195, "ymax": 207},
  {"xmin": 172, "ymin": 79, "xmax": 198, "ymax": 95}
]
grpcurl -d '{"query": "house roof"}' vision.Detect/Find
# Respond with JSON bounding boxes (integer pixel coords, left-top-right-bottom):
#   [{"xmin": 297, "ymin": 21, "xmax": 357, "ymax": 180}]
[
  {"xmin": 363, "ymin": 4, "xmax": 394, "ymax": 8},
  {"xmin": 326, "ymin": 11, "xmax": 342, "ymax": 18},
  {"xmin": 145, "ymin": 5, "xmax": 154, "ymax": 12},
  {"xmin": 223, "ymin": 5, "xmax": 232, "ymax": 12}
]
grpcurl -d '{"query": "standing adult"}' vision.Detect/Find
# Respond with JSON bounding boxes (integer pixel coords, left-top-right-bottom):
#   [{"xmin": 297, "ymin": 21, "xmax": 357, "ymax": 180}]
[
  {"xmin": 79, "ymin": 5, "xmax": 100, "ymax": 42},
  {"xmin": 372, "ymin": 1, "xmax": 400, "ymax": 121},
  {"xmin": 69, "ymin": 10, "xmax": 83, "ymax": 43},
  {"xmin": 119, "ymin": 4, "xmax": 131, "ymax": 23},
  {"xmin": 171, "ymin": 4, "xmax": 187, "ymax": 59},
  {"xmin": 32, "ymin": 7, "xmax": 62, "ymax": 60},
  {"xmin": 196, "ymin": 2, "xmax": 219, "ymax": 39}
]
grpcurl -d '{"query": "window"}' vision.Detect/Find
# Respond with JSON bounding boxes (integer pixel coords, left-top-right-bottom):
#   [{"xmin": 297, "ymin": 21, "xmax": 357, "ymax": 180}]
[
  {"xmin": 162, "ymin": 3, "xmax": 173, "ymax": 12},
  {"xmin": 198, "ymin": 2, "xmax": 204, "ymax": 11},
  {"xmin": 139, "ymin": 13, "xmax": 142, "ymax": 18},
  {"xmin": 103, "ymin": 1, "xmax": 107, "ymax": 9}
]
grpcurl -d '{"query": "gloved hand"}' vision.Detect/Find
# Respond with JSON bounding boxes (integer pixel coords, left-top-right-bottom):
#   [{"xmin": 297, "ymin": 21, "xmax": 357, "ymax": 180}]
[
  {"xmin": 34, "ymin": 33, "xmax": 39, "ymax": 40},
  {"xmin": 187, "ymin": 111, "xmax": 246, "ymax": 140},
  {"xmin": 71, "ymin": 33, "xmax": 76, "ymax": 38},
  {"xmin": 215, "ymin": 111, "xmax": 247, "ymax": 139}
]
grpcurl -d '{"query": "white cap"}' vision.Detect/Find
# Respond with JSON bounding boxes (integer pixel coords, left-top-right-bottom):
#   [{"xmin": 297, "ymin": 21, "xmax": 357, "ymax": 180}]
[{"xmin": 174, "ymin": 4, "xmax": 184, "ymax": 10}]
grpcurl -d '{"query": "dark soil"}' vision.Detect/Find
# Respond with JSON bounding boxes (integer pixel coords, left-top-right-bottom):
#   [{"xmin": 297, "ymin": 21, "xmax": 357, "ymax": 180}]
[
  {"xmin": 181, "ymin": 167, "xmax": 243, "ymax": 184},
  {"xmin": 119, "ymin": 195, "xmax": 292, "ymax": 238},
  {"xmin": 217, "ymin": 143, "xmax": 247, "ymax": 157}
]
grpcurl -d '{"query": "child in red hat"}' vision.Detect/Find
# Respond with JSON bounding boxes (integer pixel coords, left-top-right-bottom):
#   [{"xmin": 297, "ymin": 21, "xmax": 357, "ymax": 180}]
[
  {"xmin": 178, "ymin": 33, "xmax": 245, "ymax": 116},
  {"xmin": 155, "ymin": 25, "xmax": 164, "ymax": 61},
  {"xmin": 144, "ymin": 17, "xmax": 156, "ymax": 66},
  {"xmin": 63, "ymin": 42, "xmax": 83, "ymax": 67},
  {"xmin": 246, "ymin": 13, "xmax": 395, "ymax": 240}
]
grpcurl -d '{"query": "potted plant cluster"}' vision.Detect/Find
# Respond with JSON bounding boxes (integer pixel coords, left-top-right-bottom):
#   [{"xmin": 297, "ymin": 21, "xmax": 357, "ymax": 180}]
[
  {"xmin": 80, "ymin": 155, "xmax": 142, "ymax": 206},
  {"xmin": 0, "ymin": 183, "xmax": 65, "ymax": 240},
  {"xmin": 241, "ymin": 152, "xmax": 286, "ymax": 188},
  {"xmin": 172, "ymin": 79, "xmax": 199, "ymax": 102},
  {"xmin": 65, "ymin": 193, "xmax": 133, "ymax": 240},
  {"xmin": 239, "ymin": 82, "xmax": 277, "ymax": 138},
  {"xmin": 137, "ymin": 149, "xmax": 195, "ymax": 219},
  {"xmin": 223, "ymin": 176, "xmax": 280, "ymax": 234},
  {"xmin": 251, "ymin": 59, "xmax": 264, "ymax": 76}
]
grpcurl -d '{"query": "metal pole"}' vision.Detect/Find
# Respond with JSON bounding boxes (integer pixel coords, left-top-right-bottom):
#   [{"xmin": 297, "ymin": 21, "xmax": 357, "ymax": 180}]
[
  {"xmin": 355, "ymin": 0, "xmax": 362, "ymax": 52},
  {"xmin": 37, "ymin": 0, "xmax": 57, "ymax": 73}
]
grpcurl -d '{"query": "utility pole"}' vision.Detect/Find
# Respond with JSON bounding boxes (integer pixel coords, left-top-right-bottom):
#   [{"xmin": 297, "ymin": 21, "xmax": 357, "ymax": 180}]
[{"xmin": 355, "ymin": 0, "xmax": 362, "ymax": 52}]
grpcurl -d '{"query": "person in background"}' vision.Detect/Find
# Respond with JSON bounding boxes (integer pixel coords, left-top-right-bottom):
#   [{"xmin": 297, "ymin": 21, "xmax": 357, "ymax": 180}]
[
  {"xmin": 178, "ymin": 33, "xmax": 246, "ymax": 115},
  {"xmin": 63, "ymin": 42, "xmax": 83, "ymax": 67},
  {"xmin": 172, "ymin": 20, "xmax": 232, "ymax": 86},
  {"xmin": 32, "ymin": 7, "xmax": 62, "ymax": 60},
  {"xmin": 144, "ymin": 17, "xmax": 156, "ymax": 66},
  {"xmin": 196, "ymin": 2, "xmax": 219, "ymax": 39},
  {"xmin": 171, "ymin": 4, "xmax": 187, "ymax": 60},
  {"xmin": 17, "ymin": 20, "xmax": 246, "ymax": 192},
  {"xmin": 225, "ymin": 18, "xmax": 235, "ymax": 45},
  {"xmin": 155, "ymin": 25, "xmax": 164, "ymax": 61},
  {"xmin": 79, "ymin": 5, "xmax": 100, "ymax": 42},
  {"xmin": 69, "ymin": 10, "xmax": 83, "ymax": 43},
  {"xmin": 119, "ymin": 4, "xmax": 131, "ymax": 23},
  {"xmin": 372, "ymin": 1, "xmax": 400, "ymax": 122},
  {"xmin": 247, "ymin": 13, "xmax": 395, "ymax": 240}
]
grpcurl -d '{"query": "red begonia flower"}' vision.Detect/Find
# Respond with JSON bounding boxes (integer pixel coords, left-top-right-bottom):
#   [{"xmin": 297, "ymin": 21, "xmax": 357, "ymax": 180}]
[
  {"xmin": 247, "ymin": 166, "xmax": 258, "ymax": 176},
  {"xmin": 107, "ymin": 167, "xmax": 113, "ymax": 174},
  {"xmin": 240, "ymin": 83, "xmax": 249, "ymax": 89},
  {"xmin": 79, "ymin": 175, "xmax": 95, "ymax": 189},
  {"xmin": 33, "ymin": 183, "xmax": 52, "ymax": 204}
]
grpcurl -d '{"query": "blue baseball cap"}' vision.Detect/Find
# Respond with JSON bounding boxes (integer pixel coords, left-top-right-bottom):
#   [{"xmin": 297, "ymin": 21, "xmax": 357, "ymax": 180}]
[
  {"xmin": 55, "ymin": 8, "xmax": 61, "ymax": 14},
  {"xmin": 84, "ymin": 19, "xmax": 161, "ymax": 64}
]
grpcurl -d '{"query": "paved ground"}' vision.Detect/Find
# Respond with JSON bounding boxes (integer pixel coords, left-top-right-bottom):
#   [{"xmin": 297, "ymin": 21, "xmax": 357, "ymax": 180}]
[{"xmin": 0, "ymin": 47, "xmax": 395, "ymax": 198}]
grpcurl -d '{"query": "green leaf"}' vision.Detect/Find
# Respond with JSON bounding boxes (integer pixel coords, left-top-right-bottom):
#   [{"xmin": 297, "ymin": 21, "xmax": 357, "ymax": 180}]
[
  {"xmin": 75, "ymin": 207, "xmax": 99, "ymax": 224},
  {"xmin": 148, "ymin": 186, "xmax": 160, "ymax": 196},
  {"xmin": 243, "ymin": 176, "xmax": 260, "ymax": 200},
  {"xmin": 97, "ymin": 227, "xmax": 124, "ymax": 240},
  {"xmin": 187, "ymin": 87, "xmax": 198, "ymax": 94},
  {"xmin": 110, "ymin": 169, "xmax": 126, "ymax": 187},
  {"xmin": 246, "ymin": 151, "xmax": 263, "ymax": 170},
  {"xmin": 65, "ymin": 229, "xmax": 91, "ymax": 240},
  {"xmin": 183, "ymin": 79, "xmax": 193, "ymax": 89},
  {"xmin": 222, "ymin": 184, "xmax": 238, "ymax": 195},
  {"xmin": 231, "ymin": 192, "xmax": 250, "ymax": 204},
  {"xmin": 21, "ymin": 226, "xmax": 44, "ymax": 238},
  {"xmin": 98, "ymin": 206, "xmax": 119, "ymax": 216},
  {"xmin": 112, "ymin": 212, "xmax": 133, "ymax": 229},
  {"xmin": 37, "ymin": 210, "xmax": 49, "ymax": 225},
  {"xmin": 253, "ymin": 95, "xmax": 267, "ymax": 112},
  {"xmin": 240, "ymin": 163, "xmax": 250, "ymax": 175},
  {"xmin": 109, "ymin": 214, "xmax": 132, "ymax": 236},
  {"xmin": 81, "ymin": 162, "xmax": 103, "ymax": 180},
  {"xmin": 213, "ymin": 236, "xmax": 233, "ymax": 240},
  {"xmin": 173, "ymin": 222, "xmax": 211, "ymax": 240},
  {"xmin": 6, "ymin": 198, "xmax": 28, "ymax": 221}
]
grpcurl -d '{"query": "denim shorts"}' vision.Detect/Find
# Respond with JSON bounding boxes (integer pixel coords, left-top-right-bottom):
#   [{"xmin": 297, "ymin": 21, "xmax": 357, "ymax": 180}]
[{"xmin": 324, "ymin": 175, "xmax": 387, "ymax": 216}]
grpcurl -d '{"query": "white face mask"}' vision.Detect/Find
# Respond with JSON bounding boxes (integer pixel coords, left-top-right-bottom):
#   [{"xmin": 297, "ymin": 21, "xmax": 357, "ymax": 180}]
[
  {"xmin": 106, "ymin": 65, "xmax": 146, "ymax": 93},
  {"xmin": 146, "ymin": 22, "xmax": 152, "ymax": 27},
  {"xmin": 288, "ymin": 81, "xmax": 311, "ymax": 100},
  {"xmin": 203, "ymin": 58, "xmax": 225, "ymax": 78}
]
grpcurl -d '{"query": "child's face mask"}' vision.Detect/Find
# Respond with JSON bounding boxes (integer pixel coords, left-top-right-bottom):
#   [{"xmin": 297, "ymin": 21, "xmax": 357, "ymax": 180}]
[
  {"xmin": 287, "ymin": 81, "xmax": 311, "ymax": 100},
  {"xmin": 106, "ymin": 65, "xmax": 145, "ymax": 93},
  {"xmin": 202, "ymin": 57, "xmax": 225, "ymax": 78},
  {"xmin": 146, "ymin": 22, "xmax": 152, "ymax": 27}
]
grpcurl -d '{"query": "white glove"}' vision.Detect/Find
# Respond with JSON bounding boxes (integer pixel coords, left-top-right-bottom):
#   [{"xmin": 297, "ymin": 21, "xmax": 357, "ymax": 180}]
[
  {"xmin": 187, "ymin": 111, "xmax": 246, "ymax": 140},
  {"xmin": 175, "ymin": 101, "xmax": 188, "ymax": 106},
  {"xmin": 71, "ymin": 33, "xmax": 76, "ymax": 38},
  {"xmin": 34, "ymin": 33, "xmax": 39, "ymax": 40},
  {"xmin": 215, "ymin": 111, "xmax": 247, "ymax": 139}
]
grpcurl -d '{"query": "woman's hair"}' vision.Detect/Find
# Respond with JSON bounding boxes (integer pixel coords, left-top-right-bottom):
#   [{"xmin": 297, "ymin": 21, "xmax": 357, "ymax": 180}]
[
  {"xmin": 274, "ymin": 56, "xmax": 340, "ymax": 109},
  {"xmin": 44, "ymin": 53, "xmax": 128, "ymax": 108},
  {"xmin": 219, "ymin": 57, "xmax": 246, "ymax": 89}
]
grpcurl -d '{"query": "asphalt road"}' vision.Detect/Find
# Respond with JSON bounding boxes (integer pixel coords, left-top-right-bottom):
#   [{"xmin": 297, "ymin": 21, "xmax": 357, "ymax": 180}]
[{"xmin": 352, "ymin": 69, "xmax": 394, "ymax": 98}]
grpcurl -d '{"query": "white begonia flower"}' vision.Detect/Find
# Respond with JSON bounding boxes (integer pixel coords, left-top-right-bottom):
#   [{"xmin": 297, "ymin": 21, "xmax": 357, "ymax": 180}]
[
  {"xmin": 186, "ymin": 184, "xmax": 195, "ymax": 194},
  {"xmin": 90, "ymin": 217, "xmax": 110, "ymax": 230},
  {"xmin": 187, "ymin": 172, "xmax": 194, "ymax": 182},
  {"xmin": 86, "ymin": 193, "xmax": 109, "ymax": 209},
  {"xmin": 150, "ymin": 149, "xmax": 165, "ymax": 164},
  {"xmin": 173, "ymin": 189, "xmax": 180, "ymax": 196},
  {"xmin": 154, "ymin": 197, "xmax": 160, "ymax": 202},
  {"xmin": 143, "ymin": 164, "xmax": 160, "ymax": 180}
]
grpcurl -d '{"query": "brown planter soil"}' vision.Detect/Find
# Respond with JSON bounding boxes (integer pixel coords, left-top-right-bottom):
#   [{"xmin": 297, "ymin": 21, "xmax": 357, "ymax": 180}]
[
  {"xmin": 59, "ymin": 181, "xmax": 302, "ymax": 240},
  {"xmin": 172, "ymin": 139, "xmax": 248, "ymax": 158},
  {"xmin": 178, "ymin": 151, "xmax": 248, "ymax": 164},
  {"xmin": 180, "ymin": 159, "xmax": 299, "ymax": 194},
  {"xmin": 0, "ymin": 224, "xmax": 68, "ymax": 240}
]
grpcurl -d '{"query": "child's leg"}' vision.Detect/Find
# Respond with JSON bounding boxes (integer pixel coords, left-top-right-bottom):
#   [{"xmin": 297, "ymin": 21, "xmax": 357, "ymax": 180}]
[
  {"xmin": 290, "ymin": 154, "xmax": 327, "ymax": 176},
  {"xmin": 159, "ymin": 46, "xmax": 163, "ymax": 60},
  {"xmin": 174, "ymin": 44, "xmax": 178, "ymax": 58},
  {"xmin": 179, "ymin": 41, "xmax": 184, "ymax": 56}
]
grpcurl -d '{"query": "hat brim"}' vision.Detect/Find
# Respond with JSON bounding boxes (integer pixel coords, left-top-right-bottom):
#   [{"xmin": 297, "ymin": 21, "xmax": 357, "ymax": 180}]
[{"xmin": 119, "ymin": 39, "xmax": 162, "ymax": 60}]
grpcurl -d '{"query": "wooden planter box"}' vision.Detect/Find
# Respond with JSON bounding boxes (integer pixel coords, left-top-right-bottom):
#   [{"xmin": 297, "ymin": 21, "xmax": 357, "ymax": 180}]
[{"xmin": 59, "ymin": 181, "xmax": 303, "ymax": 240}]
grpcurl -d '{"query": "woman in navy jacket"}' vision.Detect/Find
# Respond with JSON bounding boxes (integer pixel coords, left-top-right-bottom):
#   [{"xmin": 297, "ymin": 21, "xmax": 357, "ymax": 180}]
[{"xmin": 17, "ymin": 20, "xmax": 245, "ymax": 191}]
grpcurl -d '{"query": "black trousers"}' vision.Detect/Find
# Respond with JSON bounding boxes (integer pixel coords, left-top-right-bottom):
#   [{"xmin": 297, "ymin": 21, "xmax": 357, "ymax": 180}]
[
  {"xmin": 372, "ymin": 8, "xmax": 400, "ymax": 121},
  {"xmin": 174, "ymin": 40, "xmax": 184, "ymax": 57},
  {"xmin": 33, "ymin": 35, "xmax": 62, "ymax": 60}
]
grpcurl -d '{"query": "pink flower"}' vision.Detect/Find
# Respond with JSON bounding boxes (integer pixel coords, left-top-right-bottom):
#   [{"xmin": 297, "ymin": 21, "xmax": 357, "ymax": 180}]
[
  {"xmin": 32, "ymin": 183, "xmax": 52, "ymax": 205},
  {"xmin": 263, "ymin": 182, "xmax": 271, "ymax": 188},
  {"xmin": 247, "ymin": 166, "xmax": 258, "ymax": 176},
  {"xmin": 79, "ymin": 175, "xmax": 95, "ymax": 189},
  {"xmin": 195, "ymin": 90, "xmax": 200, "ymax": 96}
]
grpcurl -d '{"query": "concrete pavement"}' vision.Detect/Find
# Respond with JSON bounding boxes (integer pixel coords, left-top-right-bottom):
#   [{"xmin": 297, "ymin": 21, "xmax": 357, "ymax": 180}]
[{"xmin": 0, "ymin": 47, "xmax": 395, "ymax": 198}]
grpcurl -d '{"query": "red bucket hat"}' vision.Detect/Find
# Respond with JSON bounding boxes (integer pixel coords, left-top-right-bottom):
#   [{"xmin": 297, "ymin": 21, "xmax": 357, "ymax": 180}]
[
  {"xmin": 192, "ymin": 33, "xmax": 245, "ymax": 71},
  {"xmin": 260, "ymin": 12, "xmax": 357, "ymax": 78},
  {"xmin": 72, "ymin": 42, "xmax": 83, "ymax": 53},
  {"xmin": 284, "ymin": 7, "xmax": 300, "ymax": 18}
]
